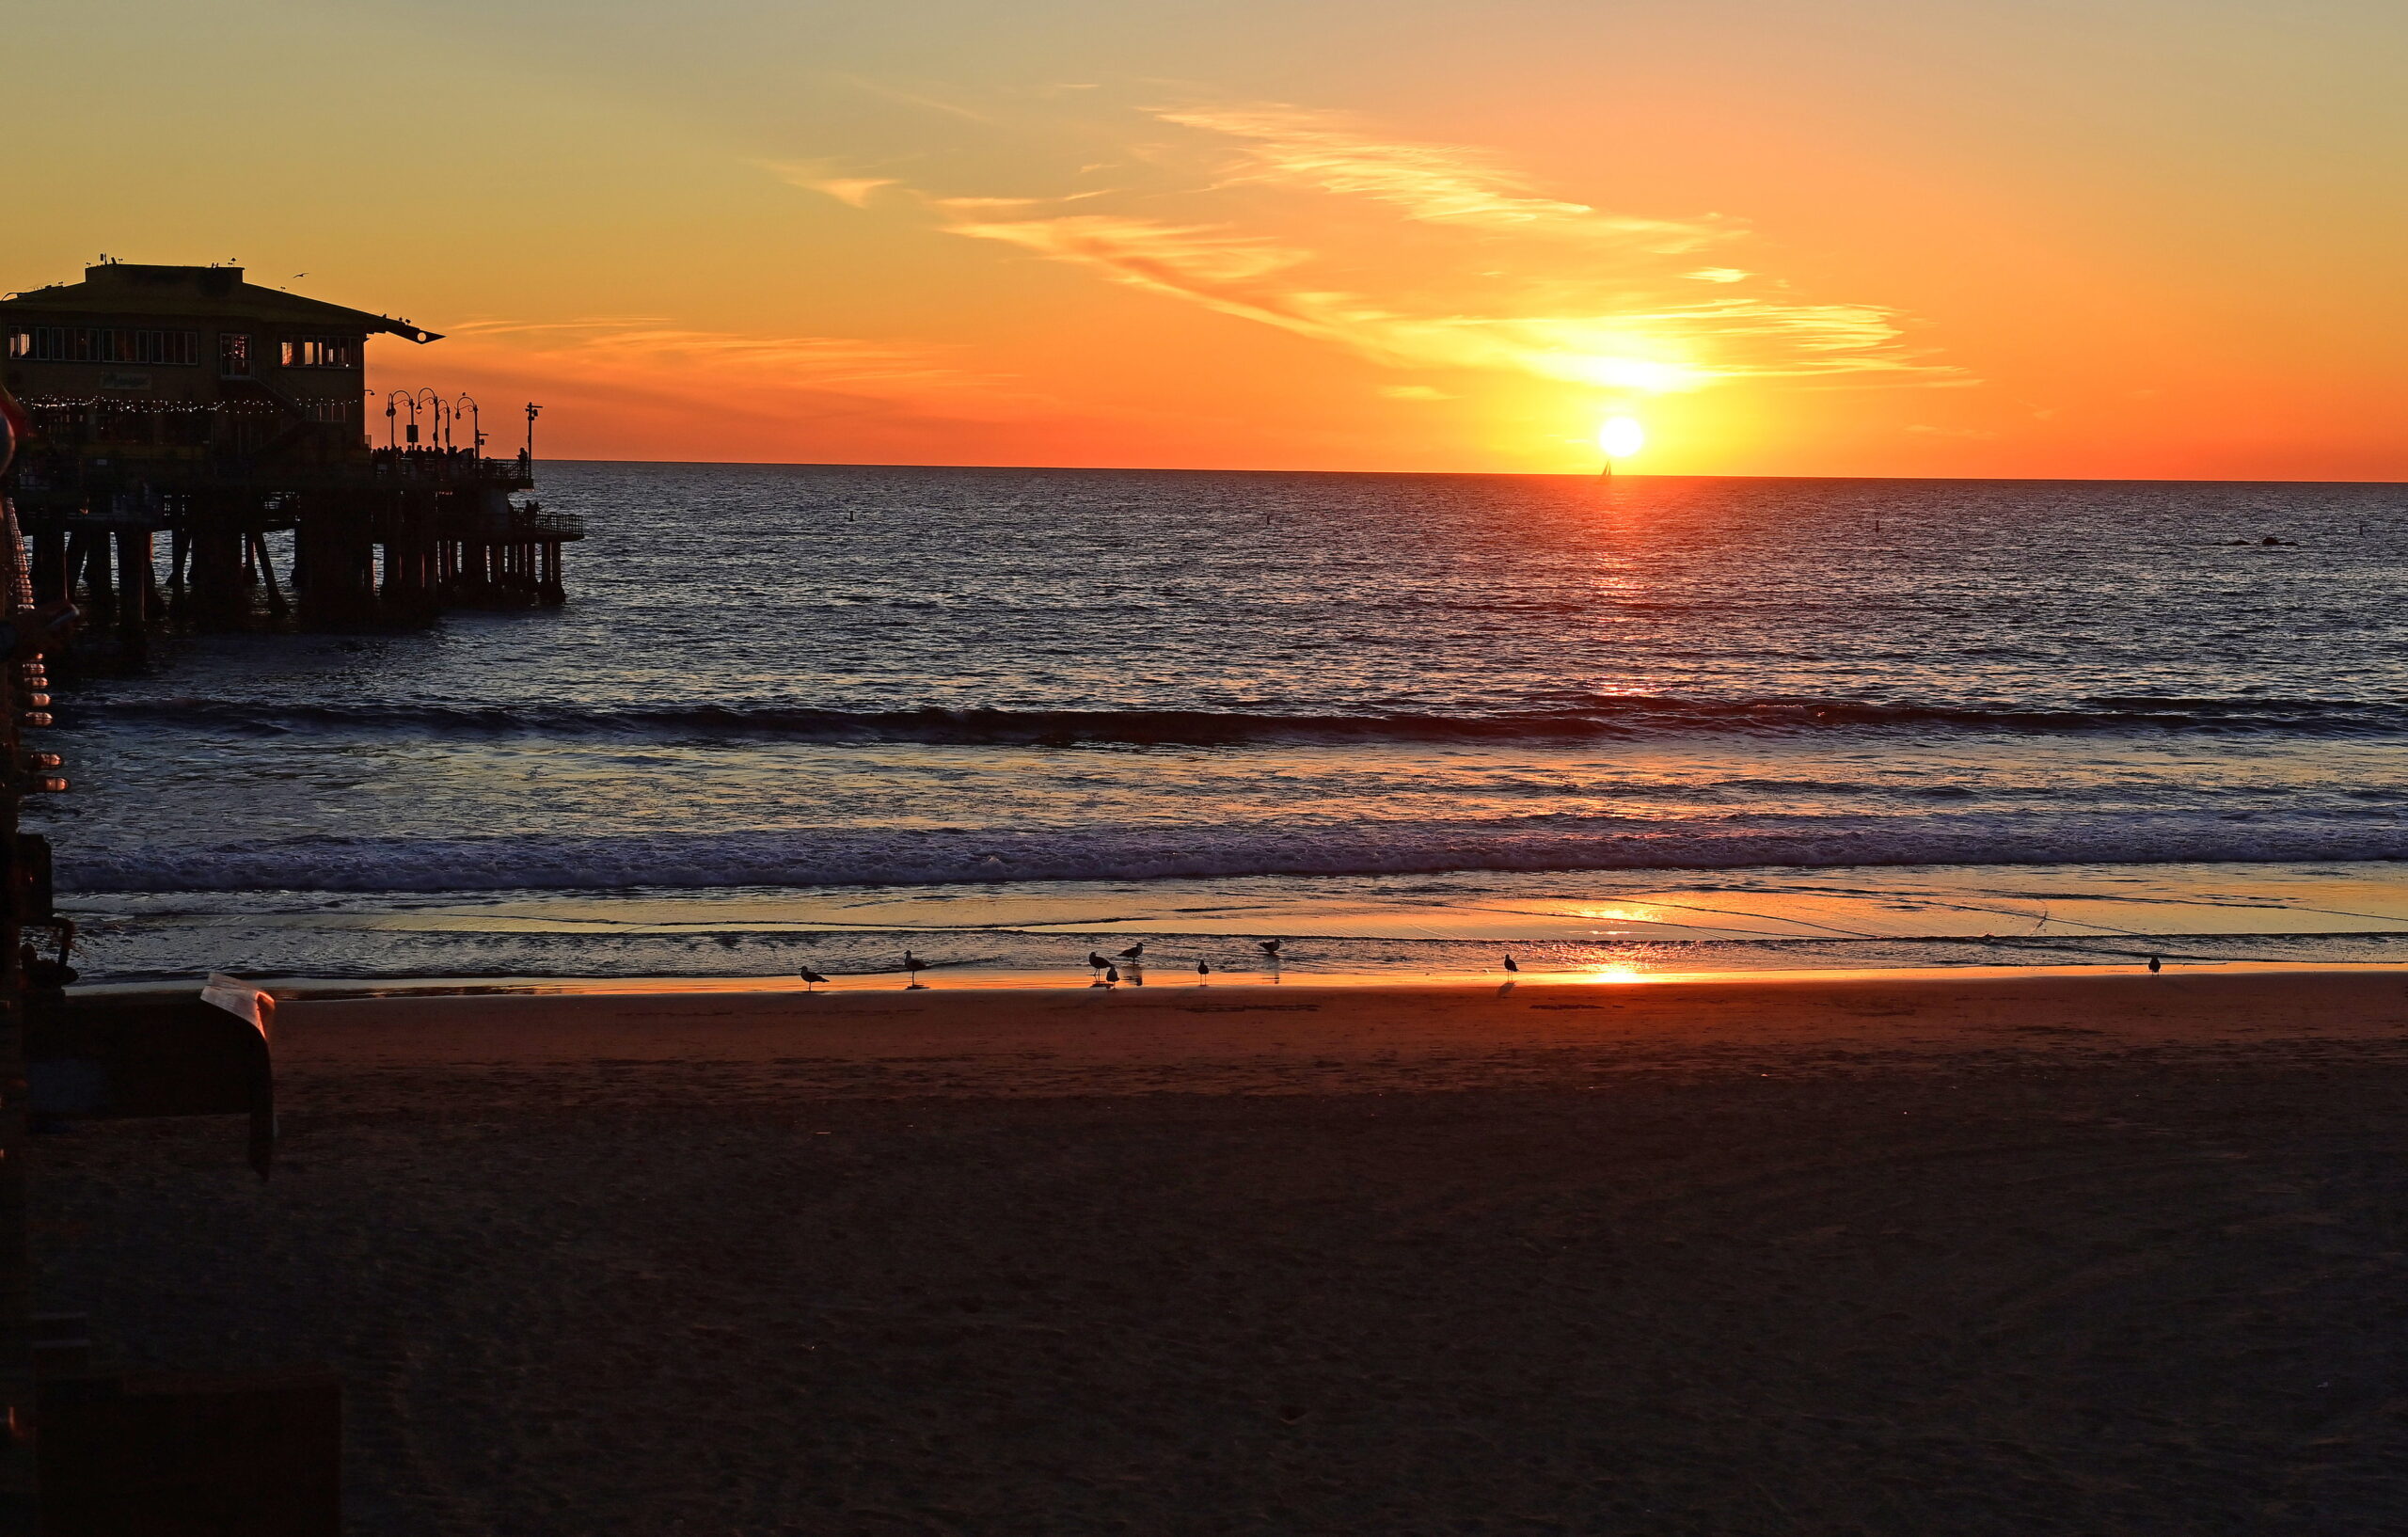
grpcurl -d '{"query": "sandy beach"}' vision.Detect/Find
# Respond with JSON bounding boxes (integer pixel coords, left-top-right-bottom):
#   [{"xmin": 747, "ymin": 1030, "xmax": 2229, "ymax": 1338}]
[{"xmin": 31, "ymin": 968, "xmax": 2408, "ymax": 1534}]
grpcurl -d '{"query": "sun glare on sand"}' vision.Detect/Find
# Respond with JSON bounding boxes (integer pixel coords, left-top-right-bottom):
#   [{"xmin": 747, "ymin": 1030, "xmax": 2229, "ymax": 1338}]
[
  {"xmin": 1598, "ymin": 416, "xmax": 1646, "ymax": 461},
  {"xmin": 1583, "ymin": 964, "xmax": 1650, "ymax": 984}
]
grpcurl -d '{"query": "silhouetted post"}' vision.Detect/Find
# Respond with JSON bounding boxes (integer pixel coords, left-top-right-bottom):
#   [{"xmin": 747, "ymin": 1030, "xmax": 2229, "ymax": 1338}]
[
  {"xmin": 113, "ymin": 531, "xmax": 150, "ymax": 642},
  {"xmin": 248, "ymin": 533, "xmax": 288, "ymax": 620}
]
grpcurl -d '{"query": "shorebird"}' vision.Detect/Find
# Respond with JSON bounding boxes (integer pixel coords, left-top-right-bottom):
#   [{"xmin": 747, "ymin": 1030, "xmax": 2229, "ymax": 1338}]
[
  {"xmin": 1196, "ymin": 959, "xmax": 1212, "ymax": 976},
  {"xmin": 799, "ymin": 966, "xmax": 829, "ymax": 990},
  {"xmin": 1503, "ymin": 955, "xmax": 1519, "ymax": 973},
  {"xmin": 2147, "ymin": 954, "xmax": 2162, "ymax": 973},
  {"xmin": 903, "ymin": 950, "xmax": 927, "ymax": 983},
  {"xmin": 1105, "ymin": 964, "xmax": 1120, "ymax": 982},
  {"xmin": 1087, "ymin": 951, "xmax": 1110, "ymax": 970},
  {"xmin": 1117, "ymin": 943, "xmax": 1145, "ymax": 960},
  {"xmin": 1259, "ymin": 939, "xmax": 1283, "ymax": 959}
]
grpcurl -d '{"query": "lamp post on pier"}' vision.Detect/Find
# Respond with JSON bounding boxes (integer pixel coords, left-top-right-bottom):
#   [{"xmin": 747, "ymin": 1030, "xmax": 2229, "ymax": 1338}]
[
  {"xmin": 384, "ymin": 389, "xmax": 420, "ymax": 449},
  {"xmin": 412, "ymin": 388, "xmax": 444, "ymax": 453},
  {"xmin": 454, "ymin": 394, "xmax": 483, "ymax": 460},
  {"xmin": 522, "ymin": 402, "xmax": 541, "ymax": 469}
]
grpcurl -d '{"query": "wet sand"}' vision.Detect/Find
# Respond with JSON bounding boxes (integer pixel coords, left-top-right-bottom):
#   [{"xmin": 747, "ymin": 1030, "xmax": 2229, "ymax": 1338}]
[{"xmin": 32, "ymin": 969, "xmax": 2408, "ymax": 1534}]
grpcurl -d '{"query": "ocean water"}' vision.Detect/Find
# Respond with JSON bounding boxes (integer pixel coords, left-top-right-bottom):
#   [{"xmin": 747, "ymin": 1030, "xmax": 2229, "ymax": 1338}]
[{"xmin": 33, "ymin": 465, "xmax": 2408, "ymax": 984}]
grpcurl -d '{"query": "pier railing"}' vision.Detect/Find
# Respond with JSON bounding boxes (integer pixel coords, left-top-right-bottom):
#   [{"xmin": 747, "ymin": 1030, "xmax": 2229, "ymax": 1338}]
[
  {"xmin": 4, "ymin": 450, "xmax": 537, "ymax": 501},
  {"xmin": 514, "ymin": 507, "xmax": 585, "ymax": 539},
  {"xmin": 367, "ymin": 451, "xmax": 536, "ymax": 490}
]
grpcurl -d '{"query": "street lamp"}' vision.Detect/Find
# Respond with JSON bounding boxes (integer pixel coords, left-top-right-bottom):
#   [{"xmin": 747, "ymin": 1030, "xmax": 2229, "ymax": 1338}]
[
  {"xmin": 385, "ymin": 389, "xmax": 420, "ymax": 448},
  {"xmin": 411, "ymin": 388, "xmax": 443, "ymax": 452},
  {"xmin": 454, "ymin": 394, "xmax": 483, "ymax": 458},
  {"xmin": 523, "ymin": 401, "xmax": 541, "ymax": 463}
]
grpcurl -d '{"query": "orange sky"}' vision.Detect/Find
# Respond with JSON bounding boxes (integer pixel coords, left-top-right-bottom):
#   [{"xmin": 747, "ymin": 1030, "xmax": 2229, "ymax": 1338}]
[{"xmin": 12, "ymin": 0, "xmax": 2405, "ymax": 478}]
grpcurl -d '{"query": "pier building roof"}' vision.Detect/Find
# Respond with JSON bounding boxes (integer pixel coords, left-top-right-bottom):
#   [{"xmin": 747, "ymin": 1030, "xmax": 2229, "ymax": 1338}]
[{"xmin": 0, "ymin": 263, "xmax": 439, "ymax": 342}]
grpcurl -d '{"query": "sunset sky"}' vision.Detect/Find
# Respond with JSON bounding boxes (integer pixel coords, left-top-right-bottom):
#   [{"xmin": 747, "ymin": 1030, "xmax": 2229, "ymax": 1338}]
[{"xmin": 15, "ymin": 0, "xmax": 2404, "ymax": 477}]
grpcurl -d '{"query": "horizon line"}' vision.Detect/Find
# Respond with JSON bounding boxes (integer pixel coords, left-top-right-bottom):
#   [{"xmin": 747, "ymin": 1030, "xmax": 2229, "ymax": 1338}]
[{"xmin": 531, "ymin": 459, "xmax": 2408, "ymax": 487}]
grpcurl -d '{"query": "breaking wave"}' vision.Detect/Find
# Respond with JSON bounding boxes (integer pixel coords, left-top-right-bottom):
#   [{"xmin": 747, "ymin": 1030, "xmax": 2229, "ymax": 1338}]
[
  {"xmin": 59, "ymin": 811, "xmax": 2408, "ymax": 895},
  {"xmin": 61, "ymin": 693, "xmax": 2408, "ymax": 745}
]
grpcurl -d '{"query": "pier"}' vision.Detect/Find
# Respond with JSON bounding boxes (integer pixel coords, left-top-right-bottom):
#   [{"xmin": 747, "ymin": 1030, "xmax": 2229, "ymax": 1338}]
[{"xmin": 0, "ymin": 261, "xmax": 581, "ymax": 654}]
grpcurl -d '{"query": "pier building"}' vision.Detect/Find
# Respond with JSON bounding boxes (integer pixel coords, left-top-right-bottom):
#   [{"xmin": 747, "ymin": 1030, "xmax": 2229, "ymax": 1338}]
[{"xmin": 0, "ymin": 261, "xmax": 579, "ymax": 648}]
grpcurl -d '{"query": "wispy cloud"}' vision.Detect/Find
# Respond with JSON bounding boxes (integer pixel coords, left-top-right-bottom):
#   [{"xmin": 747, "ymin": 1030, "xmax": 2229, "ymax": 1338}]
[
  {"xmin": 791, "ymin": 97, "xmax": 1961, "ymax": 397},
  {"xmin": 1152, "ymin": 103, "xmax": 1725, "ymax": 251},
  {"xmin": 936, "ymin": 214, "xmax": 1312, "ymax": 328},
  {"xmin": 426, "ymin": 319, "xmax": 1034, "ymax": 421},
  {"xmin": 763, "ymin": 161, "xmax": 899, "ymax": 208}
]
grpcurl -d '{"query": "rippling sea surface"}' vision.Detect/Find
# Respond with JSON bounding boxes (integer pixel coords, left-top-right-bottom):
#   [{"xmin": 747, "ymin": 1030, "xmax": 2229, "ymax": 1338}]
[{"xmin": 38, "ymin": 465, "xmax": 2408, "ymax": 983}]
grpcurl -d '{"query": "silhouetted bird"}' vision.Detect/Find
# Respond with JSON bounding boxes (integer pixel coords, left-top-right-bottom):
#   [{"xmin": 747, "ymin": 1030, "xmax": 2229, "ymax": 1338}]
[
  {"xmin": 904, "ymin": 950, "xmax": 927, "ymax": 976},
  {"xmin": 1259, "ymin": 939, "xmax": 1283, "ymax": 958},
  {"xmin": 1117, "ymin": 943, "xmax": 1145, "ymax": 960},
  {"xmin": 1088, "ymin": 951, "xmax": 1110, "ymax": 970},
  {"xmin": 2147, "ymin": 954, "xmax": 2162, "ymax": 974},
  {"xmin": 1105, "ymin": 964, "xmax": 1120, "ymax": 982},
  {"xmin": 1503, "ymin": 955, "xmax": 1519, "ymax": 973},
  {"xmin": 799, "ymin": 967, "xmax": 829, "ymax": 989},
  {"xmin": 1197, "ymin": 960, "xmax": 1212, "ymax": 976}
]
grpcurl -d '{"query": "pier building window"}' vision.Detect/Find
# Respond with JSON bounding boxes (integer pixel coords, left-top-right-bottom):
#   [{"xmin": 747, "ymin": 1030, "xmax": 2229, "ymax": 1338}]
[
  {"xmin": 280, "ymin": 335, "xmax": 360, "ymax": 369},
  {"xmin": 7, "ymin": 326, "xmax": 198, "ymax": 366},
  {"xmin": 302, "ymin": 399, "xmax": 357, "ymax": 423},
  {"xmin": 218, "ymin": 332, "xmax": 252, "ymax": 377}
]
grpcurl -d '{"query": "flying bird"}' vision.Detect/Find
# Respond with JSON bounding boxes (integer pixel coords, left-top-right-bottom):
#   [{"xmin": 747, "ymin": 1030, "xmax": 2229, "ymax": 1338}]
[
  {"xmin": 1259, "ymin": 939, "xmax": 1283, "ymax": 958},
  {"xmin": 1117, "ymin": 943, "xmax": 1145, "ymax": 960},
  {"xmin": 1503, "ymin": 955, "xmax": 1519, "ymax": 973}
]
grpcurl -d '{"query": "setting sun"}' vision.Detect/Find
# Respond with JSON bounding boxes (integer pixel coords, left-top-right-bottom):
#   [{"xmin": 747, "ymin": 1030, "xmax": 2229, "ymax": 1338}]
[{"xmin": 1598, "ymin": 416, "xmax": 1647, "ymax": 461}]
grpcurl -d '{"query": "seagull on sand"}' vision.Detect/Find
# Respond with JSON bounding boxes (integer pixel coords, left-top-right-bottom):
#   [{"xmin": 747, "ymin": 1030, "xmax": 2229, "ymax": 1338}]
[
  {"xmin": 1105, "ymin": 964, "xmax": 1120, "ymax": 982},
  {"xmin": 799, "ymin": 966, "xmax": 830, "ymax": 990},
  {"xmin": 1088, "ymin": 951, "xmax": 1110, "ymax": 971},
  {"xmin": 903, "ymin": 950, "xmax": 927, "ymax": 986},
  {"xmin": 1117, "ymin": 943, "xmax": 1146, "ymax": 960},
  {"xmin": 2147, "ymin": 954, "xmax": 2162, "ymax": 974},
  {"xmin": 1196, "ymin": 959, "xmax": 1212, "ymax": 976},
  {"xmin": 1503, "ymin": 955, "xmax": 1519, "ymax": 973},
  {"xmin": 1259, "ymin": 939, "xmax": 1283, "ymax": 959}
]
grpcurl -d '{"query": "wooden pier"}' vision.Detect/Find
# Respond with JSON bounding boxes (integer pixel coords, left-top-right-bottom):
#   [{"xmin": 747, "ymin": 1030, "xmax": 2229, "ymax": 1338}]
[{"xmin": 0, "ymin": 261, "xmax": 581, "ymax": 653}]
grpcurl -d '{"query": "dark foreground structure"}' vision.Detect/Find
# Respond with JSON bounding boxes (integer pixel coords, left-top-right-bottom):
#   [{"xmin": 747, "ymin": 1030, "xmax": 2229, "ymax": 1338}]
[
  {"xmin": 0, "ymin": 301, "xmax": 348, "ymax": 1531},
  {"xmin": 0, "ymin": 261, "xmax": 578, "ymax": 649}
]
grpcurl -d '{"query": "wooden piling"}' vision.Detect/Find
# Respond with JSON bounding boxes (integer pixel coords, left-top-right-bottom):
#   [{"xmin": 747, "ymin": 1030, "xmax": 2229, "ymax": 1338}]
[{"xmin": 248, "ymin": 532, "xmax": 289, "ymax": 620}]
